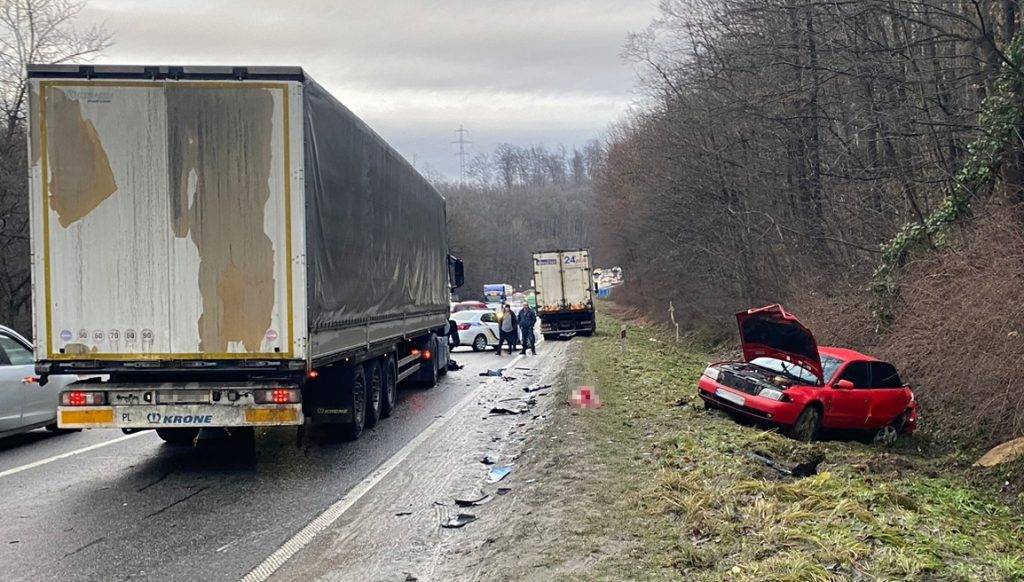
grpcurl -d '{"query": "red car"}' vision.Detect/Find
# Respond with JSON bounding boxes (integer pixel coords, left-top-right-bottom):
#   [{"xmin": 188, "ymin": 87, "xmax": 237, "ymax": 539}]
[
  {"xmin": 698, "ymin": 305, "xmax": 918, "ymax": 443},
  {"xmin": 451, "ymin": 301, "xmax": 488, "ymax": 313}
]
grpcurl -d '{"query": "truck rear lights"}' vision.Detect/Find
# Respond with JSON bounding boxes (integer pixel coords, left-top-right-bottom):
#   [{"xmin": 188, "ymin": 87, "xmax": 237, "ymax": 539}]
[
  {"xmin": 307, "ymin": 369, "xmax": 320, "ymax": 379},
  {"xmin": 410, "ymin": 349, "xmax": 422, "ymax": 358},
  {"xmin": 422, "ymin": 349, "xmax": 433, "ymax": 361},
  {"xmin": 61, "ymin": 391, "xmax": 107, "ymax": 406},
  {"xmin": 254, "ymin": 388, "xmax": 300, "ymax": 404}
]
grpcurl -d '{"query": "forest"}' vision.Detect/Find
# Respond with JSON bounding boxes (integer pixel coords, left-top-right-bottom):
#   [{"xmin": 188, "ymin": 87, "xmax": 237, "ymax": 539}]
[{"xmin": 594, "ymin": 0, "xmax": 1024, "ymax": 447}]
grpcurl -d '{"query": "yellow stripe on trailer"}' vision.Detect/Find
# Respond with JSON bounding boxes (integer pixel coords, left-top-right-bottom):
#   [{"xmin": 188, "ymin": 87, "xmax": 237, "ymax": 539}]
[
  {"xmin": 60, "ymin": 408, "xmax": 115, "ymax": 426},
  {"xmin": 244, "ymin": 408, "xmax": 300, "ymax": 424}
]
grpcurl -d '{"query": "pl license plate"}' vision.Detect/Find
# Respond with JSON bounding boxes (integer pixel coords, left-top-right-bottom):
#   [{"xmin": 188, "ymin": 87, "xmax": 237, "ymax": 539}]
[
  {"xmin": 156, "ymin": 390, "xmax": 212, "ymax": 404},
  {"xmin": 715, "ymin": 388, "xmax": 745, "ymax": 407}
]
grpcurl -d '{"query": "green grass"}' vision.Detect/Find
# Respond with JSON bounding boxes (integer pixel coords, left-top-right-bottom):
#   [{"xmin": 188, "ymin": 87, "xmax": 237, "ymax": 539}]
[{"xmin": 558, "ymin": 312, "xmax": 1024, "ymax": 580}]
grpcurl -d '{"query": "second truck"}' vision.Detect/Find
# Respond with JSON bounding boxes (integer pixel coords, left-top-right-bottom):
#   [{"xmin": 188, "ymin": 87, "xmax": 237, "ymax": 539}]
[
  {"xmin": 532, "ymin": 249, "xmax": 596, "ymax": 339},
  {"xmin": 27, "ymin": 64, "xmax": 463, "ymax": 443}
]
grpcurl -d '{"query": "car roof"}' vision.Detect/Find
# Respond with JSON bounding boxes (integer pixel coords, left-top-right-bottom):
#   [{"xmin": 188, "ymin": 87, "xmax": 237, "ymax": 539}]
[
  {"xmin": 453, "ymin": 309, "xmax": 492, "ymax": 319},
  {"xmin": 819, "ymin": 346, "xmax": 879, "ymax": 362}
]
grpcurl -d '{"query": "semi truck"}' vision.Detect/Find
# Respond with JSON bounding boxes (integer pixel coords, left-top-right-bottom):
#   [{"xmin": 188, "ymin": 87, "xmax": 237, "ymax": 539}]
[
  {"xmin": 26, "ymin": 64, "xmax": 464, "ymax": 443},
  {"xmin": 482, "ymin": 283, "xmax": 513, "ymax": 306},
  {"xmin": 532, "ymin": 249, "xmax": 596, "ymax": 338}
]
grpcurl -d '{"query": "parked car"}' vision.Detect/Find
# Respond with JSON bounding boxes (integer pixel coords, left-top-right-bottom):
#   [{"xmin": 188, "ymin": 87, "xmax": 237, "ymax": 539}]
[
  {"xmin": 452, "ymin": 301, "xmax": 488, "ymax": 313},
  {"xmin": 698, "ymin": 305, "xmax": 918, "ymax": 443},
  {"xmin": 452, "ymin": 310, "xmax": 501, "ymax": 351},
  {"xmin": 0, "ymin": 325, "xmax": 79, "ymax": 438}
]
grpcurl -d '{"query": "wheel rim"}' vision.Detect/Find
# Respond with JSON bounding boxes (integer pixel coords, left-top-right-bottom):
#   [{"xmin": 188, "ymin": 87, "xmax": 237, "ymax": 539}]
[
  {"xmin": 369, "ymin": 367, "xmax": 382, "ymax": 414},
  {"xmin": 474, "ymin": 335, "xmax": 487, "ymax": 350},
  {"xmin": 353, "ymin": 373, "xmax": 366, "ymax": 429},
  {"xmin": 387, "ymin": 364, "xmax": 397, "ymax": 405},
  {"xmin": 874, "ymin": 425, "xmax": 898, "ymax": 446}
]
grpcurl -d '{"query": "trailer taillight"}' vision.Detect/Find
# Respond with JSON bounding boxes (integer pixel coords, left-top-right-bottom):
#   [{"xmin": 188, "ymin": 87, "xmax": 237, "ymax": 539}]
[
  {"xmin": 308, "ymin": 369, "xmax": 320, "ymax": 380},
  {"xmin": 410, "ymin": 349, "xmax": 422, "ymax": 358},
  {"xmin": 254, "ymin": 388, "xmax": 300, "ymax": 404},
  {"xmin": 422, "ymin": 349, "xmax": 433, "ymax": 361},
  {"xmin": 61, "ymin": 391, "xmax": 107, "ymax": 406}
]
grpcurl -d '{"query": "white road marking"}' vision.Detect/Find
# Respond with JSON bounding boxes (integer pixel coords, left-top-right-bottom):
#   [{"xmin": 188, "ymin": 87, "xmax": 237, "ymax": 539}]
[
  {"xmin": 242, "ymin": 354, "xmax": 525, "ymax": 582},
  {"xmin": 0, "ymin": 431, "xmax": 150, "ymax": 480}
]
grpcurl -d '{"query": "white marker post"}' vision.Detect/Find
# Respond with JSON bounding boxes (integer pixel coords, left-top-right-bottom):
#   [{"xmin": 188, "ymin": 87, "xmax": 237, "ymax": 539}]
[{"xmin": 620, "ymin": 324, "xmax": 627, "ymax": 353}]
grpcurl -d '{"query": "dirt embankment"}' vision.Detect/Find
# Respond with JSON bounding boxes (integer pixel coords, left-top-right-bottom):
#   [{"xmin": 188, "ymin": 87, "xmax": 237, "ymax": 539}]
[{"xmin": 794, "ymin": 204, "xmax": 1024, "ymax": 453}]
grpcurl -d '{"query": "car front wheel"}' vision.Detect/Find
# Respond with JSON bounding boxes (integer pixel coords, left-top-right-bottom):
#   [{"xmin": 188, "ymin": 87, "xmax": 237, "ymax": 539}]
[{"xmin": 790, "ymin": 406, "xmax": 821, "ymax": 442}]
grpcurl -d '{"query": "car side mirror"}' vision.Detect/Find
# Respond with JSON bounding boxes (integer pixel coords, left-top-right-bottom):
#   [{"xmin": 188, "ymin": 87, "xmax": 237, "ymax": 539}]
[
  {"xmin": 835, "ymin": 379, "xmax": 855, "ymax": 390},
  {"xmin": 448, "ymin": 255, "xmax": 465, "ymax": 290}
]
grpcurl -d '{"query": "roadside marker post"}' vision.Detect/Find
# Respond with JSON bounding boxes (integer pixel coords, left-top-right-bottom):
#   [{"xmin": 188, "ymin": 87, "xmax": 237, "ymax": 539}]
[{"xmin": 620, "ymin": 324, "xmax": 626, "ymax": 353}]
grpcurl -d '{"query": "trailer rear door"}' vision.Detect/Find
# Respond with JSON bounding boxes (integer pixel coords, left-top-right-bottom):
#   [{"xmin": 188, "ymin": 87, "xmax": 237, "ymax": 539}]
[{"xmin": 28, "ymin": 77, "xmax": 306, "ymax": 361}]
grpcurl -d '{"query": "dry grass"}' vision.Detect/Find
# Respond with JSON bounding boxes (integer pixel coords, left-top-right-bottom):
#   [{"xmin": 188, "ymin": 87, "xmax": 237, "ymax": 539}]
[{"xmin": 548, "ymin": 309, "xmax": 1024, "ymax": 580}]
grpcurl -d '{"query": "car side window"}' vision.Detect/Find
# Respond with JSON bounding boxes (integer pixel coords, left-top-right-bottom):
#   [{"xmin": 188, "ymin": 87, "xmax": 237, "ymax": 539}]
[
  {"xmin": 0, "ymin": 335, "xmax": 33, "ymax": 366},
  {"xmin": 481, "ymin": 313, "xmax": 495, "ymax": 323},
  {"xmin": 869, "ymin": 362, "xmax": 903, "ymax": 388},
  {"xmin": 838, "ymin": 362, "xmax": 872, "ymax": 388}
]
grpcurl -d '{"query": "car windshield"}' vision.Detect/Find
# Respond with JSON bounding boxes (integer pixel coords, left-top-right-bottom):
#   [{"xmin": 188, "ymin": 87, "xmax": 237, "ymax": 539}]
[{"xmin": 750, "ymin": 354, "xmax": 844, "ymax": 384}]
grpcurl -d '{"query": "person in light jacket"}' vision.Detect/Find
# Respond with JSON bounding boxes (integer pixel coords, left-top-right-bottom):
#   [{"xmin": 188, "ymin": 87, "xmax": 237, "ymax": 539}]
[
  {"xmin": 496, "ymin": 304, "xmax": 519, "ymax": 356},
  {"xmin": 518, "ymin": 303, "xmax": 537, "ymax": 355}
]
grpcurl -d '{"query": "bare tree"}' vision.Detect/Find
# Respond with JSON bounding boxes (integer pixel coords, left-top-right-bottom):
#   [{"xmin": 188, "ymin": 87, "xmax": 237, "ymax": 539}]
[{"xmin": 0, "ymin": 0, "xmax": 110, "ymax": 333}]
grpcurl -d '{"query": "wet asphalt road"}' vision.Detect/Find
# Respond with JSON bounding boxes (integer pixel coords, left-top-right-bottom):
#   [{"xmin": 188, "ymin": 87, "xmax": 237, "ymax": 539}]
[{"xmin": 0, "ymin": 342, "xmax": 556, "ymax": 582}]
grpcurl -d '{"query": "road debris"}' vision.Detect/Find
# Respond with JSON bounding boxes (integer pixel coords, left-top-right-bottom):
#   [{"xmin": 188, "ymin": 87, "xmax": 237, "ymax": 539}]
[
  {"xmin": 480, "ymin": 369, "xmax": 505, "ymax": 377},
  {"xmin": 523, "ymin": 384, "xmax": 552, "ymax": 393},
  {"xmin": 487, "ymin": 465, "xmax": 513, "ymax": 483},
  {"xmin": 394, "ymin": 511, "xmax": 413, "ymax": 517},
  {"xmin": 481, "ymin": 455, "xmax": 496, "ymax": 465},
  {"xmin": 489, "ymin": 407, "xmax": 526, "ymax": 416},
  {"xmin": 447, "ymin": 360, "xmax": 464, "ymax": 371},
  {"xmin": 746, "ymin": 452, "xmax": 823, "ymax": 478},
  {"xmin": 454, "ymin": 493, "xmax": 493, "ymax": 507},
  {"xmin": 496, "ymin": 487, "xmax": 512, "ymax": 496},
  {"xmin": 441, "ymin": 513, "xmax": 478, "ymax": 528}
]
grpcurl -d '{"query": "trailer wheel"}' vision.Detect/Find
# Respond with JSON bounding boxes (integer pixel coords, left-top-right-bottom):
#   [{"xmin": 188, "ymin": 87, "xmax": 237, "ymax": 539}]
[
  {"xmin": 364, "ymin": 360, "xmax": 383, "ymax": 429},
  {"xmin": 156, "ymin": 428, "xmax": 198, "ymax": 445},
  {"xmin": 419, "ymin": 336, "xmax": 439, "ymax": 388},
  {"xmin": 381, "ymin": 355, "xmax": 398, "ymax": 418},
  {"xmin": 340, "ymin": 365, "xmax": 367, "ymax": 441}
]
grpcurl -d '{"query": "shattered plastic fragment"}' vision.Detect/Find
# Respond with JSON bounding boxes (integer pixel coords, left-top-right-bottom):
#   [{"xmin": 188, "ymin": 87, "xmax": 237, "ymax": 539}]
[
  {"xmin": 487, "ymin": 465, "xmax": 513, "ymax": 483},
  {"xmin": 481, "ymin": 455, "xmax": 496, "ymax": 465},
  {"xmin": 496, "ymin": 487, "xmax": 512, "ymax": 495},
  {"xmin": 489, "ymin": 407, "xmax": 525, "ymax": 416},
  {"xmin": 447, "ymin": 359, "xmax": 464, "ymax": 371},
  {"xmin": 441, "ymin": 513, "xmax": 477, "ymax": 528},
  {"xmin": 523, "ymin": 384, "xmax": 552, "ymax": 393},
  {"xmin": 480, "ymin": 369, "xmax": 504, "ymax": 377},
  {"xmin": 454, "ymin": 493, "xmax": 493, "ymax": 507}
]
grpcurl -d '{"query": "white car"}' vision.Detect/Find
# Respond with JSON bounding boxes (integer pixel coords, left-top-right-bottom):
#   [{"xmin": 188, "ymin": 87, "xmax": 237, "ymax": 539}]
[
  {"xmin": 0, "ymin": 325, "xmax": 79, "ymax": 438},
  {"xmin": 452, "ymin": 310, "xmax": 501, "ymax": 351}
]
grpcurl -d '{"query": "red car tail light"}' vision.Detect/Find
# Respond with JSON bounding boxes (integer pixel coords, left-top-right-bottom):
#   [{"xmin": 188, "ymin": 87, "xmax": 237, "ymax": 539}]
[
  {"xmin": 254, "ymin": 388, "xmax": 300, "ymax": 404},
  {"xmin": 457, "ymin": 323, "xmax": 471, "ymax": 331},
  {"xmin": 61, "ymin": 391, "xmax": 107, "ymax": 406}
]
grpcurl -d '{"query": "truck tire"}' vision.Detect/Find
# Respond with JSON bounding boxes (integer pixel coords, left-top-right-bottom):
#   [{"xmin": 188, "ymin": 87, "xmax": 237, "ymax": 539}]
[
  {"xmin": 438, "ymin": 339, "xmax": 449, "ymax": 377},
  {"xmin": 381, "ymin": 355, "xmax": 398, "ymax": 418},
  {"xmin": 339, "ymin": 365, "xmax": 367, "ymax": 441},
  {"xmin": 419, "ymin": 336, "xmax": 439, "ymax": 388},
  {"xmin": 156, "ymin": 428, "xmax": 199, "ymax": 445},
  {"xmin": 364, "ymin": 360, "xmax": 383, "ymax": 429},
  {"xmin": 472, "ymin": 334, "xmax": 487, "ymax": 352}
]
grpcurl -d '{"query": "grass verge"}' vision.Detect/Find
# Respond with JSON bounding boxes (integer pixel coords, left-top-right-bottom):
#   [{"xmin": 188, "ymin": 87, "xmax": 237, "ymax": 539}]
[{"xmin": 551, "ymin": 311, "xmax": 1024, "ymax": 580}]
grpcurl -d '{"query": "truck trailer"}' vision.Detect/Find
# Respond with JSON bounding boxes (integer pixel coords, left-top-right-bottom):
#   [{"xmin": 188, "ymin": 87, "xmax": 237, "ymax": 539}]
[
  {"xmin": 532, "ymin": 249, "xmax": 596, "ymax": 338},
  {"xmin": 26, "ymin": 64, "xmax": 463, "ymax": 443}
]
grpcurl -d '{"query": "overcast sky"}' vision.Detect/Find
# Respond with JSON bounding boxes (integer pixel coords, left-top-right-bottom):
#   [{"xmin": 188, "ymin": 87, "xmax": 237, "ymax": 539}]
[{"xmin": 78, "ymin": 0, "xmax": 658, "ymax": 178}]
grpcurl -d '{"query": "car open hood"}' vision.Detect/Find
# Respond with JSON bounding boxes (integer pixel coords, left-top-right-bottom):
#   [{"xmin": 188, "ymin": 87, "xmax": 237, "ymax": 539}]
[{"xmin": 736, "ymin": 305, "xmax": 823, "ymax": 384}]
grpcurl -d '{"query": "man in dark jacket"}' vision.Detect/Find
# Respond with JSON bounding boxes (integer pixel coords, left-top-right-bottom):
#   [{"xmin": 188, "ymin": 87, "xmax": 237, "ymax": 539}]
[
  {"xmin": 518, "ymin": 303, "xmax": 537, "ymax": 355},
  {"xmin": 496, "ymin": 304, "xmax": 519, "ymax": 356}
]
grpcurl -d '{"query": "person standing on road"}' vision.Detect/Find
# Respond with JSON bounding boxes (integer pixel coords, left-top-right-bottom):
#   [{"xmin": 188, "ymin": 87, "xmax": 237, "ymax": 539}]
[
  {"xmin": 497, "ymin": 304, "xmax": 519, "ymax": 356},
  {"xmin": 518, "ymin": 302, "xmax": 537, "ymax": 355}
]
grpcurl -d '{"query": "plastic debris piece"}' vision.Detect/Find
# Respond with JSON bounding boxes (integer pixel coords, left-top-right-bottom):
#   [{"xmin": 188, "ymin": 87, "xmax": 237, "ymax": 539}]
[
  {"xmin": 441, "ymin": 513, "xmax": 477, "ymax": 528},
  {"xmin": 395, "ymin": 511, "xmax": 413, "ymax": 516},
  {"xmin": 489, "ymin": 407, "xmax": 525, "ymax": 415},
  {"xmin": 746, "ymin": 452, "xmax": 823, "ymax": 478},
  {"xmin": 487, "ymin": 465, "xmax": 513, "ymax": 483},
  {"xmin": 480, "ymin": 369, "xmax": 505, "ymax": 377},
  {"xmin": 447, "ymin": 360, "xmax": 464, "ymax": 371},
  {"xmin": 454, "ymin": 493, "xmax": 493, "ymax": 507},
  {"xmin": 496, "ymin": 487, "xmax": 512, "ymax": 496},
  {"xmin": 523, "ymin": 384, "xmax": 552, "ymax": 393},
  {"xmin": 481, "ymin": 455, "xmax": 496, "ymax": 465}
]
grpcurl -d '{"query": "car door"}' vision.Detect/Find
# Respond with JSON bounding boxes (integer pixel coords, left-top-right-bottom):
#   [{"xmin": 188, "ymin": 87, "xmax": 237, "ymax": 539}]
[
  {"xmin": 0, "ymin": 335, "xmax": 27, "ymax": 432},
  {"xmin": 0, "ymin": 333, "xmax": 53, "ymax": 428},
  {"xmin": 863, "ymin": 361, "xmax": 911, "ymax": 429},
  {"xmin": 479, "ymin": 313, "xmax": 500, "ymax": 345},
  {"xmin": 825, "ymin": 361, "xmax": 872, "ymax": 429}
]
